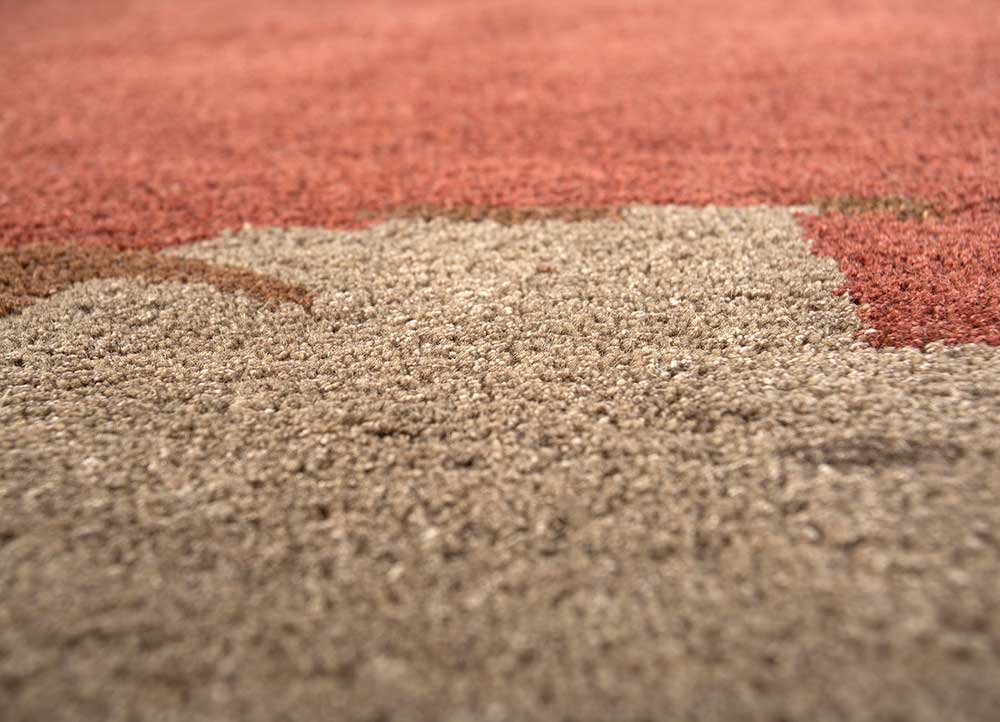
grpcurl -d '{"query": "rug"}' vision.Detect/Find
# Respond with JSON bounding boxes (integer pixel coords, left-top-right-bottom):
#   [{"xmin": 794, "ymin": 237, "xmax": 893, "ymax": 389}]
[{"xmin": 1, "ymin": 2, "xmax": 999, "ymax": 721}]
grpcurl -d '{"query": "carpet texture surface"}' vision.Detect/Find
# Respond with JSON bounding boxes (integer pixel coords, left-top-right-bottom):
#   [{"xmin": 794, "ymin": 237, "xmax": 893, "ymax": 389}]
[
  {"xmin": 2, "ymin": 1, "xmax": 1000, "ymax": 720},
  {"xmin": 3, "ymin": 208, "xmax": 1000, "ymax": 721},
  {"xmin": 2, "ymin": 0, "xmax": 1000, "ymax": 344}
]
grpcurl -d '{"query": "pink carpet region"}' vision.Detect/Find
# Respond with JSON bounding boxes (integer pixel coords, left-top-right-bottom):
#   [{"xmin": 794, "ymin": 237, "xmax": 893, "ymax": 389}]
[{"xmin": 2, "ymin": 0, "xmax": 999, "ymax": 344}]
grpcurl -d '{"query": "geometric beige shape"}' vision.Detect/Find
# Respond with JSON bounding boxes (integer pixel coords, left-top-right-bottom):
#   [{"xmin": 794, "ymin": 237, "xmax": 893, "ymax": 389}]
[{"xmin": 2, "ymin": 206, "xmax": 999, "ymax": 721}]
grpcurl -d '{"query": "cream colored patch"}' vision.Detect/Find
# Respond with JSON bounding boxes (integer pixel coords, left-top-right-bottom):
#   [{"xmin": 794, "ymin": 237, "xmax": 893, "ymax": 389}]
[{"xmin": 2, "ymin": 206, "xmax": 999, "ymax": 722}]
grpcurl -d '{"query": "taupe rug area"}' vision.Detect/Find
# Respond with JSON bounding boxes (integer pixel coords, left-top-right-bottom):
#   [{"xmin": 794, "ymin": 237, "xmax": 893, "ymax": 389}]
[{"xmin": 2, "ymin": 207, "xmax": 999, "ymax": 721}]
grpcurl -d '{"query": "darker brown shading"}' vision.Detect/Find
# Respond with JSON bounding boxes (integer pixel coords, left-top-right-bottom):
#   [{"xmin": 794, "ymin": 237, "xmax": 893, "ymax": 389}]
[
  {"xmin": 0, "ymin": 245, "xmax": 313, "ymax": 317},
  {"xmin": 359, "ymin": 205, "xmax": 623, "ymax": 226},
  {"xmin": 780, "ymin": 437, "xmax": 978, "ymax": 470},
  {"xmin": 813, "ymin": 195, "xmax": 941, "ymax": 222}
]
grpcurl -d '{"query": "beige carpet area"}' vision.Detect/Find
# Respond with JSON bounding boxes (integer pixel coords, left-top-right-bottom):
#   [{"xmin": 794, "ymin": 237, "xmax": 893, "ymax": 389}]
[{"xmin": 2, "ymin": 206, "xmax": 999, "ymax": 721}]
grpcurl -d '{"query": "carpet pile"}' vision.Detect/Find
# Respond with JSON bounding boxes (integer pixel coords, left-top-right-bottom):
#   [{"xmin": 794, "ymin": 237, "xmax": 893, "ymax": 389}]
[{"xmin": 1, "ymin": 2, "xmax": 999, "ymax": 720}]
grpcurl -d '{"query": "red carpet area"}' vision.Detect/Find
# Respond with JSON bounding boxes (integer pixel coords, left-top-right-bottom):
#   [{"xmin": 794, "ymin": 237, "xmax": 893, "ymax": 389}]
[{"xmin": 2, "ymin": 0, "xmax": 998, "ymax": 344}]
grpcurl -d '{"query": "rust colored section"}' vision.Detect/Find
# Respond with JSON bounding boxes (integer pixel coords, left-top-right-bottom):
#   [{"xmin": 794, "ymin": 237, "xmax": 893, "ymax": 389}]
[
  {"xmin": 0, "ymin": 245, "xmax": 313, "ymax": 317},
  {"xmin": 2, "ymin": 0, "xmax": 997, "ymax": 250},
  {"xmin": 803, "ymin": 209, "xmax": 1000, "ymax": 347}
]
